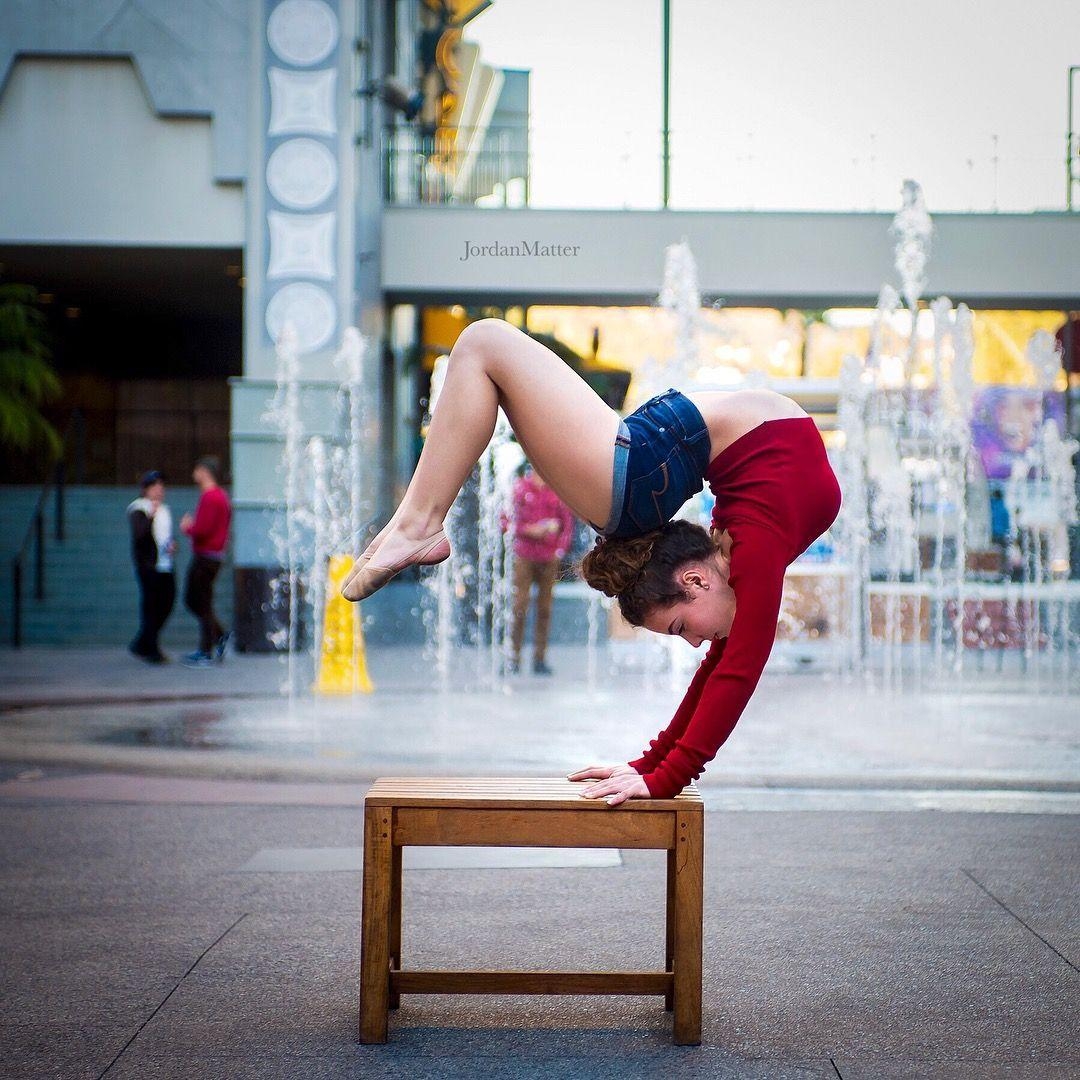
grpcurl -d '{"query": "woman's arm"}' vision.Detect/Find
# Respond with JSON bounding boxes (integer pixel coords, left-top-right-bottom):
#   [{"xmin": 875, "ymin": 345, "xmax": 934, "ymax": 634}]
[
  {"xmin": 184, "ymin": 492, "xmax": 224, "ymax": 544},
  {"xmin": 129, "ymin": 506, "xmax": 152, "ymax": 543},
  {"xmin": 628, "ymin": 635, "xmax": 726, "ymax": 774},
  {"xmin": 512, "ymin": 483, "xmax": 549, "ymax": 539},
  {"xmin": 129, "ymin": 507, "xmax": 155, "ymax": 573},
  {"xmin": 636, "ymin": 524, "xmax": 788, "ymax": 798}
]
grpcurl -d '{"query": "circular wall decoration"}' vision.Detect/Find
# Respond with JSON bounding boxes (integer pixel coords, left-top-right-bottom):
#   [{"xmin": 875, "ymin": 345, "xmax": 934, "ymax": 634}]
[
  {"xmin": 267, "ymin": 0, "xmax": 339, "ymax": 67},
  {"xmin": 266, "ymin": 282, "xmax": 337, "ymax": 354},
  {"xmin": 266, "ymin": 137, "xmax": 337, "ymax": 209}
]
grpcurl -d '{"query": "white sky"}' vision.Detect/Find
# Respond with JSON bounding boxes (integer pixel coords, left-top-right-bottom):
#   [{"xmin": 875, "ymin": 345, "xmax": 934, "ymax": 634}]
[{"xmin": 468, "ymin": 0, "xmax": 1080, "ymax": 212}]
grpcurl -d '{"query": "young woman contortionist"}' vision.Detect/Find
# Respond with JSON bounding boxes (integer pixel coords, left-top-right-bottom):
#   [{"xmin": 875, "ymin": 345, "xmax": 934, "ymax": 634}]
[{"xmin": 342, "ymin": 319, "xmax": 842, "ymax": 805}]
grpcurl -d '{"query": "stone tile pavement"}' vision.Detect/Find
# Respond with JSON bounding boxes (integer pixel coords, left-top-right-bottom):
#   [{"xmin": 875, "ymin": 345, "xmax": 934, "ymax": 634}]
[
  {"xmin": 1, "ymin": 643, "xmax": 1077, "ymax": 1077},
  {"xmin": 1, "ymin": 783, "xmax": 1077, "ymax": 1079}
]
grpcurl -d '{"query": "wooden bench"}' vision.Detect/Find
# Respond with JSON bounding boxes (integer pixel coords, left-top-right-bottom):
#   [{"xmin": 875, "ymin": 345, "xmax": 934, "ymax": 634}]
[{"xmin": 359, "ymin": 777, "xmax": 704, "ymax": 1045}]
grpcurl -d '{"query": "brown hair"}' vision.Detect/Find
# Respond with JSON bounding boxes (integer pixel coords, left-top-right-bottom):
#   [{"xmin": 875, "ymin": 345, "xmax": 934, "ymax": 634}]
[
  {"xmin": 578, "ymin": 519, "xmax": 718, "ymax": 626},
  {"xmin": 194, "ymin": 455, "xmax": 222, "ymax": 483}
]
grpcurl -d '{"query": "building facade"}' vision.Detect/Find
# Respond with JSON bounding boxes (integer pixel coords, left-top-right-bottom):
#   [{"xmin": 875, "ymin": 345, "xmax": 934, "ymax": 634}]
[{"xmin": 2, "ymin": 0, "xmax": 1078, "ymax": 647}]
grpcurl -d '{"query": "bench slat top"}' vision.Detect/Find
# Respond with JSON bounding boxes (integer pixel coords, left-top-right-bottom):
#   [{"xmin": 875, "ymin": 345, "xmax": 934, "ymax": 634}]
[{"xmin": 364, "ymin": 777, "xmax": 702, "ymax": 811}]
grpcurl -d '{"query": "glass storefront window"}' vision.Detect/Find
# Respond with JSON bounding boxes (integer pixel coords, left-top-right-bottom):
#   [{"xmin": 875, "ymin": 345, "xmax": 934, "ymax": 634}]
[{"xmin": 521, "ymin": 305, "xmax": 1069, "ymax": 396}]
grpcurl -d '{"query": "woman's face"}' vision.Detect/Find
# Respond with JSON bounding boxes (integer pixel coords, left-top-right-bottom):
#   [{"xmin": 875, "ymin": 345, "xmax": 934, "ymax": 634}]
[
  {"xmin": 994, "ymin": 395, "xmax": 1041, "ymax": 452},
  {"xmin": 640, "ymin": 556, "xmax": 736, "ymax": 647}
]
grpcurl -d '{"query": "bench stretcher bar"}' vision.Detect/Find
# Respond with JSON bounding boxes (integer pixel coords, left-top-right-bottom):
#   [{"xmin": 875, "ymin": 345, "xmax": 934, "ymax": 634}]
[{"xmin": 390, "ymin": 970, "xmax": 673, "ymax": 996}]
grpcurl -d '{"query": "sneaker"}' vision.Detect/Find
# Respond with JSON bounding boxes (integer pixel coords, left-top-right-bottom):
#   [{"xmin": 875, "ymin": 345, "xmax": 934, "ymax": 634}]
[
  {"xmin": 532, "ymin": 659, "xmax": 553, "ymax": 676},
  {"xmin": 181, "ymin": 651, "xmax": 216, "ymax": 669},
  {"xmin": 213, "ymin": 631, "xmax": 231, "ymax": 663}
]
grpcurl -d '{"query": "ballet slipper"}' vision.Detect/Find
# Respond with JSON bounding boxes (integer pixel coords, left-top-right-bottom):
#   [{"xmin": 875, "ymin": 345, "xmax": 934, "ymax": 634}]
[
  {"xmin": 340, "ymin": 510, "xmax": 406, "ymax": 595},
  {"xmin": 341, "ymin": 529, "xmax": 451, "ymax": 602},
  {"xmin": 339, "ymin": 548, "xmax": 375, "ymax": 598}
]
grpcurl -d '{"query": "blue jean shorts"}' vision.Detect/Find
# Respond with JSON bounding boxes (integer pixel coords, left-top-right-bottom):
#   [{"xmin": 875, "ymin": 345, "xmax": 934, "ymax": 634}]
[{"xmin": 590, "ymin": 388, "xmax": 712, "ymax": 539}]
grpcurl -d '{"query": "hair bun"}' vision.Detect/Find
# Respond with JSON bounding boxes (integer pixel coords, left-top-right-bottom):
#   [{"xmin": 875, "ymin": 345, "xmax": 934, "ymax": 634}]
[
  {"xmin": 577, "ymin": 518, "xmax": 717, "ymax": 626},
  {"xmin": 579, "ymin": 532, "xmax": 659, "ymax": 597}
]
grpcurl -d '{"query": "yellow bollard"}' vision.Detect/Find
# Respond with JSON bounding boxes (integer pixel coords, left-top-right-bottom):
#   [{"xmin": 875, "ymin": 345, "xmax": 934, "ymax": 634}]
[{"xmin": 315, "ymin": 554, "xmax": 374, "ymax": 694}]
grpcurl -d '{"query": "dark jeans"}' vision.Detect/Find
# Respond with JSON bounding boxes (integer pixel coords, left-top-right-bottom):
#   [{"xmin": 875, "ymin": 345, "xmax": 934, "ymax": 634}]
[
  {"xmin": 184, "ymin": 555, "xmax": 225, "ymax": 654},
  {"xmin": 132, "ymin": 570, "xmax": 175, "ymax": 658}
]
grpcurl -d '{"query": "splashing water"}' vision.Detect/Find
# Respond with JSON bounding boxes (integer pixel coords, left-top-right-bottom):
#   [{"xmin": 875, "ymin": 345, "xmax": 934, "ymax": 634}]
[
  {"xmin": 262, "ymin": 324, "xmax": 307, "ymax": 702},
  {"xmin": 891, "ymin": 179, "xmax": 933, "ymax": 316},
  {"xmin": 262, "ymin": 323, "xmax": 376, "ymax": 704},
  {"xmin": 419, "ymin": 351, "xmax": 521, "ymax": 691},
  {"xmin": 833, "ymin": 181, "xmax": 1077, "ymax": 694},
  {"xmin": 656, "ymin": 238, "xmax": 703, "ymax": 395}
]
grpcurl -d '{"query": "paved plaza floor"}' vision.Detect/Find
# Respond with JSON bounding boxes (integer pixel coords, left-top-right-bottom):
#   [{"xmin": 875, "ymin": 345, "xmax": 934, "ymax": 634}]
[
  {"xmin": 1, "ymin": 781, "xmax": 1077, "ymax": 1079},
  {"xmin": 1, "ymin": 644, "xmax": 1077, "ymax": 1078}
]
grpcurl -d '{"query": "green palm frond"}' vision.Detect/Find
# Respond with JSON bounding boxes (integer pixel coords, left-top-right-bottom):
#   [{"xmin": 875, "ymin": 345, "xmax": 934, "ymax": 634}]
[
  {"xmin": 0, "ymin": 283, "xmax": 61, "ymax": 456},
  {"xmin": 0, "ymin": 349, "xmax": 62, "ymax": 402}
]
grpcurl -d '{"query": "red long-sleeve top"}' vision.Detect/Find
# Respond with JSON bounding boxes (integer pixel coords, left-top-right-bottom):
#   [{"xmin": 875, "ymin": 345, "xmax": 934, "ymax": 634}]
[
  {"xmin": 630, "ymin": 417, "xmax": 842, "ymax": 797},
  {"xmin": 182, "ymin": 486, "xmax": 231, "ymax": 557}
]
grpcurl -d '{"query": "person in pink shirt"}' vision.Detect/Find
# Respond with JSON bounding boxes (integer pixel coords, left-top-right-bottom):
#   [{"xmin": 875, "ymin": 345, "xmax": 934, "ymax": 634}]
[{"xmin": 506, "ymin": 465, "xmax": 575, "ymax": 675}]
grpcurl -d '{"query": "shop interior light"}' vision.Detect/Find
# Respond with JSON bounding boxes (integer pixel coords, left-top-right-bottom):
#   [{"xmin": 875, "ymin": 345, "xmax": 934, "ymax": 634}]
[{"xmin": 825, "ymin": 308, "xmax": 877, "ymax": 328}]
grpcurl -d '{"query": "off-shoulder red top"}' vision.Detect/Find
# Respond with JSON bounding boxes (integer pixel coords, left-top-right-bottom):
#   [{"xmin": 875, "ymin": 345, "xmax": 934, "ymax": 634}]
[{"xmin": 629, "ymin": 417, "xmax": 842, "ymax": 797}]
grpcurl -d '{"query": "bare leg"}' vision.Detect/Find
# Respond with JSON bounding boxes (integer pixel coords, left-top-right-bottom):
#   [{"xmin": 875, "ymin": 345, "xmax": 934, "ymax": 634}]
[{"xmin": 345, "ymin": 320, "xmax": 620, "ymax": 599}]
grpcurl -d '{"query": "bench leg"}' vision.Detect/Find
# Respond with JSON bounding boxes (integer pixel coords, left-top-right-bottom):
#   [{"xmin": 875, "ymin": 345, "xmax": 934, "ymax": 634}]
[
  {"xmin": 672, "ymin": 810, "xmax": 703, "ymax": 1045},
  {"xmin": 359, "ymin": 805, "xmax": 392, "ymax": 1043},
  {"xmin": 389, "ymin": 843, "xmax": 402, "ymax": 1009},
  {"xmin": 665, "ymin": 846, "xmax": 675, "ymax": 1011}
]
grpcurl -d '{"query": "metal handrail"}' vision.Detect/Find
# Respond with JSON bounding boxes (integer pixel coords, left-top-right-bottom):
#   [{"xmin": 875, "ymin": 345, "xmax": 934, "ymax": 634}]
[
  {"xmin": 10, "ymin": 410, "xmax": 84, "ymax": 648},
  {"xmin": 383, "ymin": 123, "xmax": 530, "ymax": 206}
]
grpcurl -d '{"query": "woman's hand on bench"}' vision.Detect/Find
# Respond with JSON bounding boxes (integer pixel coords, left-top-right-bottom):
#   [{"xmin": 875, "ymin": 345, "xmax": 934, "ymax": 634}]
[{"xmin": 567, "ymin": 763, "xmax": 650, "ymax": 807}]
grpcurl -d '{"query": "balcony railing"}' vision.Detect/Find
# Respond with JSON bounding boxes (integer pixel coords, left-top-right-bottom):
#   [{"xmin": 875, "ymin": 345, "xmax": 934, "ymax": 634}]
[
  {"xmin": 383, "ymin": 122, "xmax": 1075, "ymax": 214},
  {"xmin": 383, "ymin": 125, "xmax": 529, "ymax": 207}
]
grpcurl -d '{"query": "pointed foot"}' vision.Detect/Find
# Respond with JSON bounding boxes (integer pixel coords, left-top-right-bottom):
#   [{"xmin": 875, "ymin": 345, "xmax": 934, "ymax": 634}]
[{"xmin": 341, "ymin": 529, "xmax": 450, "ymax": 602}]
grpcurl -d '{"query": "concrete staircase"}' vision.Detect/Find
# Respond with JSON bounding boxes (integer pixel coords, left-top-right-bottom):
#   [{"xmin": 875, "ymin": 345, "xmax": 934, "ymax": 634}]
[{"xmin": 0, "ymin": 486, "xmax": 233, "ymax": 649}]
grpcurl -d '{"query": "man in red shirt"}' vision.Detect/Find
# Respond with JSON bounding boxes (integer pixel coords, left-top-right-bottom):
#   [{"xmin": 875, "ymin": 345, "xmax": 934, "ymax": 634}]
[
  {"xmin": 180, "ymin": 455, "xmax": 232, "ymax": 667},
  {"xmin": 506, "ymin": 465, "xmax": 575, "ymax": 675}
]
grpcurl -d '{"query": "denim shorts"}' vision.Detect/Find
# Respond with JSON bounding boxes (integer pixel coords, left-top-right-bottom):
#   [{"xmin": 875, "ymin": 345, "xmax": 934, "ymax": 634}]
[{"xmin": 591, "ymin": 388, "xmax": 712, "ymax": 539}]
